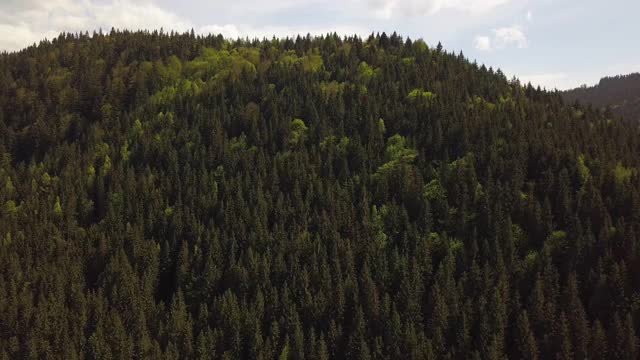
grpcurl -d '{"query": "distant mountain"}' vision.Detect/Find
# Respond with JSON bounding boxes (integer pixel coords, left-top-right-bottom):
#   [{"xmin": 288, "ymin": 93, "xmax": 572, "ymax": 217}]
[{"xmin": 562, "ymin": 73, "xmax": 640, "ymax": 121}]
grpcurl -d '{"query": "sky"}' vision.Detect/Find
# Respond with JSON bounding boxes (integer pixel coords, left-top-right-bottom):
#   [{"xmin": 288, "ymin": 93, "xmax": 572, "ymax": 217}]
[{"xmin": 0, "ymin": 0, "xmax": 638, "ymax": 90}]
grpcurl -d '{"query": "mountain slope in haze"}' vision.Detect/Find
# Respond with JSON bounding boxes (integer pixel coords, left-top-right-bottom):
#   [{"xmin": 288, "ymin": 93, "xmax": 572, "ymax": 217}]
[
  {"xmin": 1, "ymin": 31, "xmax": 640, "ymax": 359},
  {"xmin": 562, "ymin": 73, "xmax": 640, "ymax": 121}
]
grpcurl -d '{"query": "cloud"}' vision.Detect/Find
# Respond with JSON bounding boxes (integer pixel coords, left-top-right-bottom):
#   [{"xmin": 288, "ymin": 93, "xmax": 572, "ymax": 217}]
[
  {"xmin": 370, "ymin": 0, "xmax": 396, "ymax": 19},
  {"xmin": 198, "ymin": 24, "xmax": 370, "ymax": 40},
  {"xmin": 91, "ymin": 1, "xmax": 191, "ymax": 32},
  {"xmin": 0, "ymin": 24, "xmax": 60, "ymax": 52},
  {"xmin": 526, "ymin": 10, "xmax": 533, "ymax": 23},
  {"xmin": 369, "ymin": 0, "xmax": 510, "ymax": 18},
  {"xmin": 0, "ymin": 0, "xmax": 373, "ymax": 52},
  {"xmin": 199, "ymin": 24, "xmax": 244, "ymax": 39},
  {"xmin": 493, "ymin": 26, "xmax": 528, "ymax": 48},
  {"xmin": 473, "ymin": 36, "xmax": 491, "ymax": 51},
  {"xmin": 474, "ymin": 25, "xmax": 528, "ymax": 51},
  {"xmin": 0, "ymin": 0, "xmax": 195, "ymax": 51}
]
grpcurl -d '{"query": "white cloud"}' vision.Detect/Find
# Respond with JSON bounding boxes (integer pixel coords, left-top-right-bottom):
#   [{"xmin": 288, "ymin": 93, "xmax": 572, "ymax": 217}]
[
  {"xmin": 526, "ymin": 10, "xmax": 533, "ymax": 22},
  {"xmin": 0, "ymin": 0, "xmax": 193, "ymax": 51},
  {"xmin": 199, "ymin": 24, "xmax": 244, "ymax": 39},
  {"xmin": 198, "ymin": 24, "xmax": 370, "ymax": 40},
  {"xmin": 370, "ymin": 0, "xmax": 396, "ymax": 19},
  {"xmin": 0, "ymin": 23, "xmax": 59, "ymax": 51},
  {"xmin": 369, "ymin": 0, "xmax": 510, "ymax": 18},
  {"xmin": 473, "ymin": 35, "xmax": 491, "ymax": 51},
  {"xmin": 0, "ymin": 0, "xmax": 372, "ymax": 52},
  {"xmin": 493, "ymin": 25, "xmax": 528, "ymax": 48},
  {"xmin": 91, "ymin": 1, "xmax": 191, "ymax": 32},
  {"xmin": 474, "ymin": 25, "xmax": 528, "ymax": 51}
]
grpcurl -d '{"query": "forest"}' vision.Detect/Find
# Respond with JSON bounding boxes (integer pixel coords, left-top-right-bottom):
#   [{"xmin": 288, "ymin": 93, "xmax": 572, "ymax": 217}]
[
  {"xmin": 563, "ymin": 73, "xmax": 640, "ymax": 122},
  {"xmin": 1, "ymin": 30, "xmax": 640, "ymax": 359}
]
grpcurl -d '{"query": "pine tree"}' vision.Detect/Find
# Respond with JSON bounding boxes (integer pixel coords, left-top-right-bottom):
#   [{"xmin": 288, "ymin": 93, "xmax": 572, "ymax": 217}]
[{"xmin": 515, "ymin": 310, "xmax": 539, "ymax": 360}]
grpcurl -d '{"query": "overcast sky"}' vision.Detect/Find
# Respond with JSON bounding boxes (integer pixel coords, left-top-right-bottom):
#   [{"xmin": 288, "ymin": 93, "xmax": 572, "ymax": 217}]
[{"xmin": 1, "ymin": 0, "xmax": 638, "ymax": 90}]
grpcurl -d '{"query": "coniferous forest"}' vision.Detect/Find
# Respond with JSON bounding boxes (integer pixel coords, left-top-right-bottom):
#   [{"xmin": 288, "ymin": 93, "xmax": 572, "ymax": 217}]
[
  {"xmin": 562, "ymin": 73, "xmax": 640, "ymax": 123},
  {"xmin": 2, "ymin": 30, "xmax": 640, "ymax": 359}
]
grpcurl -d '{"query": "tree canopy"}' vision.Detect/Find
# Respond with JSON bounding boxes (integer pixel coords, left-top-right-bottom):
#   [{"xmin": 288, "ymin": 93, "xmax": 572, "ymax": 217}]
[{"xmin": 0, "ymin": 30, "xmax": 639, "ymax": 359}]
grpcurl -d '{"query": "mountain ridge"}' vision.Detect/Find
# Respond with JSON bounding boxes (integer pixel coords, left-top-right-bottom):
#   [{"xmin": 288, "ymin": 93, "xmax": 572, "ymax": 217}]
[{"xmin": 562, "ymin": 72, "xmax": 640, "ymax": 121}]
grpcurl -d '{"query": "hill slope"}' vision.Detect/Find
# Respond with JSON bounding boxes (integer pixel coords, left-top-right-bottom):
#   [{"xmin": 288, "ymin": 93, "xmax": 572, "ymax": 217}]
[
  {"xmin": 1, "ymin": 31, "xmax": 640, "ymax": 359},
  {"xmin": 562, "ymin": 73, "xmax": 640, "ymax": 121}
]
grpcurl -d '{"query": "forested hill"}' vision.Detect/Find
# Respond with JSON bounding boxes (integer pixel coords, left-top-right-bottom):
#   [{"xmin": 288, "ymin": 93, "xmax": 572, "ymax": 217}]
[
  {"xmin": 562, "ymin": 73, "xmax": 640, "ymax": 122},
  {"xmin": 2, "ymin": 30, "xmax": 640, "ymax": 359}
]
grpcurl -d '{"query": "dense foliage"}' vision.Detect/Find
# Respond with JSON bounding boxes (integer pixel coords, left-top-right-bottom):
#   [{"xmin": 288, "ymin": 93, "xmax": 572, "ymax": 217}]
[
  {"xmin": 563, "ymin": 73, "xmax": 640, "ymax": 122},
  {"xmin": 1, "ymin": 30, "xmax": 640, "ymax": 359}
]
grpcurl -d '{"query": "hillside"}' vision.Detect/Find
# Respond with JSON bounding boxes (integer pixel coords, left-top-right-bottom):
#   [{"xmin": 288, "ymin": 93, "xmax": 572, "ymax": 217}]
[
  {"xmin": 562, "ymin": 73, "xmax": 640, "ymax": 121},
  {"xmin": 1, "ymin": 31, "xmax": 640, "ymax": 359}
]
